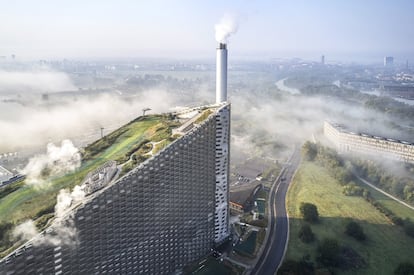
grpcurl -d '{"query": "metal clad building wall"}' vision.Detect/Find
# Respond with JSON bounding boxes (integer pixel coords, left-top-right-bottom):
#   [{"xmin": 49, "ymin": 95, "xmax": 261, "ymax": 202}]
[
  {"xmin": 214, "ymin": 104, "xmax": 230, "ymax": 243},
  {"xmin": 1, "ymin": 113, "xmax": 218, "ymax": 275}
]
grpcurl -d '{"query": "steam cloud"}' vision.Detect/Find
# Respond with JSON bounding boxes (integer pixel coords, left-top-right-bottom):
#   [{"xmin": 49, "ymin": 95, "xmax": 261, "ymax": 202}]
[
  {"xmin": 0, "ymin": 89, "xmax": 180, "ymax": 151},
  {"xmin": 12, "ymin": 220, "xmax": 38, "ymax": 242},
  {"xmin": 0, "ymin": 70, "xmax": 76, "ymax": 94},
  {"xmin": 48, "ymin": 185, "xmax": 85, "ymax": 246},
  {"xmin": 21, "ymin": 140, "xmax": 81, "ymax": 185},
  {"xmin": 55, "ymin": 186, "xmax": 85, "ymax": 218},
  {"xmin": 12, "ymin": 185, "xmax": 86, "ymax": 247},
  {"xmin": 215, "ymin": 14, "xmax": 239, "ymax": 43}
]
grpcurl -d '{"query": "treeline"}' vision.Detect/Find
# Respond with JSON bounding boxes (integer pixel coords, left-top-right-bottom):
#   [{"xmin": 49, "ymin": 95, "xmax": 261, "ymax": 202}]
[
  {"xmin": 302, "ymin": 142, "xmax": 414, "ymax": 238},
  {"xmin": 352, "ymin": 159, "xmax": 414, "ymax": 204},
  {"xmin": 285, "ymin": 75, "xmax": 414, "ymax": 122}
]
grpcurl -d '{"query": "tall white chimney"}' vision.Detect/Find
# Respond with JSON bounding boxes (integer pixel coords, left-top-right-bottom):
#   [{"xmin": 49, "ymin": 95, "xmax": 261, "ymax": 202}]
[{"xmin": 216, "ymin": 43, "xmax": 227, "ymax": 103}]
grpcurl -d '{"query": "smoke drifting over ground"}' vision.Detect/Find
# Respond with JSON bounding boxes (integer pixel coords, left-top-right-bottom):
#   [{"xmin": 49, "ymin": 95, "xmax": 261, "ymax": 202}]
[
  {"xmin": 0, "ymin": 89, "xmax": 179, "ymax": 151},
  {"xmin": 22, "ymin": 140, "xmax": 81, "ymax": 185},
  {"xmin": 44, "ymin": 186, "xmax": 86, "ymax": 246},
  {"xmin": 230, "ymin": 83, "xmax": 402, "ymax": 160},
  {"xmin": 55, "ymin": 186, "xmax": 85, "ymax": 218},
  {"xmin": 215, "ymin": 14, "xmax": 239, "ymax": 43},
  {"xmin": 12, "ymin": 220, "xmax": 38, "ymax": 242},
  {"xmin": 12, "ymin": 185, "xmax": 86, "ymax": 247},
  {"xmin": 0, "ymin": 70, "xmax": 76, "ymax": 94}
]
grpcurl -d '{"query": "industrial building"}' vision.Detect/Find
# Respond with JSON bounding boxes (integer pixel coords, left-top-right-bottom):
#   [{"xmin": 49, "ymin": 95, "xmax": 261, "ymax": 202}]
[
  {"xmin": 324, "ymin": 121, "xmax": 414, "ymax": 163},
  {"xmin": 0, "ymin": 42, "xmax": 231, "ymax": 274},
  {"xmin": 384, "ymin": 56, "xmax": 394, "ymax": 67},
  {"xmin": 0, "ymin": 165, "xmax": 13, "ymax": 185}
]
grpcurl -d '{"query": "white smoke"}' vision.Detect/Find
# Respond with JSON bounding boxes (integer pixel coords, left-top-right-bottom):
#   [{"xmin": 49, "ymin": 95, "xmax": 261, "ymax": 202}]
[
  {"xmin": 0, "ymin": 70, "xmax": 76, "ymax": 94},
  {"xmin": 0, "ymin": 90, "xmax": 179, "ymax": 151},
  {"xmin": 215, "ymin": 14, "xmax": 239, "ymax": 43},
  {"xmin": 42, "ymin": 186, "xmax": 85, "ymax": 246},
  {"xmin": 22, "ymin": 140, "xmax": 81, "ymax": 185},
  {"xmin": 55, "ymin": 185, "xmax": 85, "ymax": 218},
  {"xmin": 12, "ymin": 220, "xmax": 38, "ymax": 242},
  {"xmin": 11, "ymin": 183, "xmax": 86, "ymax": 247}
]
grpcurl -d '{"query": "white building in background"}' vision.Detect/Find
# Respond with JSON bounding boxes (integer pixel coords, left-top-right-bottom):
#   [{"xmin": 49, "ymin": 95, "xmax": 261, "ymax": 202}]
[{"xmin": 324, "ymin": 121, "xmax": 414, "ymax": 163}]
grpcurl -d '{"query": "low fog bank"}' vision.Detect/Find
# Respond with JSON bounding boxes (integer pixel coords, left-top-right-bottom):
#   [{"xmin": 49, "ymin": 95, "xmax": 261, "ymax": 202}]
[
  {"xmin": 0, "ymin": 89, "xmax": 185, "ymax": 151},
  {"xmin": 0, "ymin": 68, "xmax": 410, "ymax": 163},
  {"xmin": 0, "ymin": 70, "xmax": 76, "ymax": 95},
  {"xmin": 230, "ymin": 86, "xmax": 408, "ymax": 160}
]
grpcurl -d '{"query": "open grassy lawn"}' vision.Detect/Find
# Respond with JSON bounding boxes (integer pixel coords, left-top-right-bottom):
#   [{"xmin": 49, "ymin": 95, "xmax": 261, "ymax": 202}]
[
  {"xmin": 285, "ymin": 161, "xmax": 414, "ymax": 274},
  {"xmin": 0, "ymin": 115, "xmax": 165, "ymax": 225},
  {"xmin": 354, "ymin": 177, "xmax": 414, "ymax": 221}
]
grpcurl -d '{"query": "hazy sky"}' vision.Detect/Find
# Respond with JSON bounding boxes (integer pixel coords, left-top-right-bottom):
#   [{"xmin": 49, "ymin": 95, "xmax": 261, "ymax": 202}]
[{"xmin": 1, "ymin": 0, "xmax": 414, "ymax": 62}]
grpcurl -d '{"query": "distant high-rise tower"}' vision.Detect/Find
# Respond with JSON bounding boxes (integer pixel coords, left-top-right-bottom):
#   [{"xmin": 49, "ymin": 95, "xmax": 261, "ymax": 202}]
[
  {"xmin": 384, "ymin": 56, "xmax": 394, "ymax": 67},
  {"xmin": 321, "ymin": 55, "xmax": 325, "ymax": 65}
]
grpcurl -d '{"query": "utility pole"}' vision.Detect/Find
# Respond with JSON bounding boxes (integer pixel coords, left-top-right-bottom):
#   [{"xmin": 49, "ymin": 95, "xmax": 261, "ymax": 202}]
[
  {"xmin": 100, "ymin": 127, "xmax": 104, "ymax": 138},
  {"xmin": 142, "ymin": 108, "xmax": 151, "ymax": 116}
]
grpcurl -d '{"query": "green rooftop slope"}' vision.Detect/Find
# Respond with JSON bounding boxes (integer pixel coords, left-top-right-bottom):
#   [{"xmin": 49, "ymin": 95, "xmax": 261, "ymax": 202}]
[{"xmin": 0, "ymin": 114, "xmax": 182, "ymax": 257}]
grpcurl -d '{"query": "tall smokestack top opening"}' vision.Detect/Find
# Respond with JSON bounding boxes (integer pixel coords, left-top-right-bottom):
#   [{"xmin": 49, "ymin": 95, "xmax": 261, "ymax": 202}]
[
  {"xmin": 216, "ymin": 43, "xmax": 228, "ymax": 104},
  {"xmin": 218, "ymin": 43, "xmax": 227, "ymax": 50}
]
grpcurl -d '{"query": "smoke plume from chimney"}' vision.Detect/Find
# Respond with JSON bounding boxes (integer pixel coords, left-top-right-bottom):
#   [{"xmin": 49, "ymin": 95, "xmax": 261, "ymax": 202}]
[{"xmin": 215, "ymin": 14, "xmax": 239, "ymax": 43}]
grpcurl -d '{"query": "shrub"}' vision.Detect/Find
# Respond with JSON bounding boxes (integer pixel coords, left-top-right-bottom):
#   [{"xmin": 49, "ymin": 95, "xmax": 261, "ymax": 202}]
[
  {"xmin": 302, "ymin": 141, "xmax": 318, "ymax": 161},
  {"xmin": 394, "ymin": 262, "xmax": 414, "ymax": 275},
  {"xmin": 278, "ymin": 259, "xmax": 314, "ymax": 275},
  {"xmin": 345, "ymin": 221, "xmax": 366, "ymax": 241},
  {"xmin": 342, "ymin": 183, "xmax": 365, "ymax": 196},
  {"xmin": 317, "ymin": 238, "xmax": 340, "ymax": 267},
  {"xmin": 404, "ymin": 219, "xmax": 414, "ymax": 238},
  {"xmin": 298, "ymin": 224, "xmax": 315, "ymax": 243},
  {"xmin": 300, "ymin": 202, "xmax": 319, "ymax": 223}
]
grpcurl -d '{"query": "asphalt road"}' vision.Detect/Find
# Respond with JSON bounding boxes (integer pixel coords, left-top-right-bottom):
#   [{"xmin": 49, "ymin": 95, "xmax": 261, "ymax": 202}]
[{"xmin": 252, "ymin": 148, "xmax": 301, "ymax": 275}]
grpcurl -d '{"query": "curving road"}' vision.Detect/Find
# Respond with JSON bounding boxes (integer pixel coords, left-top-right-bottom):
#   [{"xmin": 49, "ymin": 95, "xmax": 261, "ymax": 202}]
[{"xmin": 252, "ymin": 148, "xmax": 301, "ymax": 275}]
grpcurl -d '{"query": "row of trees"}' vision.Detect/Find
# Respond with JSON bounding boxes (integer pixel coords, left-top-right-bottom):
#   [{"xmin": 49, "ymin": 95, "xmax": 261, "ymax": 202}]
[
  {"xmin": 352, "ymin": 159, "xmax": 414, "ymax": 204},
  {"xmin": 285, "ymin": 74, "xmax": 414, "ymax": 122},
  {"xmin": 302, "ymin": 142, "xmax": 414, "ymax": 238}
]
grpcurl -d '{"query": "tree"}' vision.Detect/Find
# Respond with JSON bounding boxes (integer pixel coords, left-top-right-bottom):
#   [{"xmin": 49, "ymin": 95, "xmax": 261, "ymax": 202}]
[
  {"xmin": 298, "ymin": 224, "xmax": 315, "ymax": 243},
  {"xmin": 342, "ymin": 183, "xmax": 364, "ymax": 196},
  {"xmin": 302, "ymin": 141, "xmax": 318, "ymax": 161},
  {"xmin": 278, "ymin": 258, "xmax": 314, "ymax": 275},
  {"xmin": 317, "ymin": 238, "xmax": 340, "ymax": 267},
  {"xmin": 394, "ymin": 262, "xmax": 414, "ymax": 275},
  {"xmin": 404, "ymin": 219, "xmax": 414, "ymax": 238},
  {"xmin": 345, "ymin": 221, "xmax": 366, "ymax": 241},
  {"xmin": 300, "ymin": 202, "xmax": 319, "ymax": 223}
]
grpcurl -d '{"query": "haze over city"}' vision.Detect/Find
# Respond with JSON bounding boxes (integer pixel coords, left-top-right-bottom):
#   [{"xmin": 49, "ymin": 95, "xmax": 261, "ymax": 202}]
[
  {"xmin": 1, "ymin": 1, "xmax": 414, "ymax": 275},
  {"xmin": 1, "ymin": 0, "xmax": 414, "ymax": 62}
]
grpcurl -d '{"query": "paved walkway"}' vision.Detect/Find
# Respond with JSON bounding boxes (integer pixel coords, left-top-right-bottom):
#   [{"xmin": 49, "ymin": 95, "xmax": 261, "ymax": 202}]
[{"xmin": 357, "ymin": 175, "xmax": 414, "ymax": 211}]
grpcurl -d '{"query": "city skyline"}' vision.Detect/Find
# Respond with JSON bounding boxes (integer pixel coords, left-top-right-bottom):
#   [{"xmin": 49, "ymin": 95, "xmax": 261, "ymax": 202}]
[{"xmin": 1, "ymin": 0, "xmax": 414, "ymax": 63}]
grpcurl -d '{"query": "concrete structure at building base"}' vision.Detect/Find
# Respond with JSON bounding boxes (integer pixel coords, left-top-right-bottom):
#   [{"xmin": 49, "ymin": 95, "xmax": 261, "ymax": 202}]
[
  {"xmin": 324, "ymin": 121, "xmax": 414, "ymax": 163},
  {"xmin": 0, "ymin": 104, "xmax": 230, "ymax": 275}
]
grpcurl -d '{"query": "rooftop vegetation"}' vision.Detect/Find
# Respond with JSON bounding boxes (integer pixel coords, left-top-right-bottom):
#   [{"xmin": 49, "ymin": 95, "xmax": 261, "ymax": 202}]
[{"xmin": 0, "ymin": 114, "xmax": 182, "ymax": 257}]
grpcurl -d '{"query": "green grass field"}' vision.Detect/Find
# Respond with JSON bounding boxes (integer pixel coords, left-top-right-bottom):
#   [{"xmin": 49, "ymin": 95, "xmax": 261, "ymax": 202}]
[
  {"xmin": 354, "ymin": 177, "xmax": 414, "ymax": 221},
  {"xmin": 0, "ymin": 116, "xmax": 166, "ymax": 226},
  {"xmin": 285, "ymin": 161, "xmax": 414, "ymax": 274}
]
